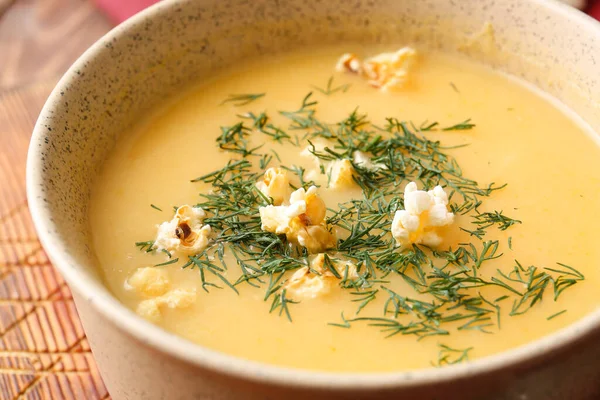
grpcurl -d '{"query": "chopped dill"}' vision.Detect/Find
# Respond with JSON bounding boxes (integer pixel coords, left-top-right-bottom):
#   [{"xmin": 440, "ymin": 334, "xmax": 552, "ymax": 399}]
[
  {"xmin": 312, "ymin": 76, "xmax": 351, "ymax": 96},
  {"xmin": 432, "ymin": 344, "xmax": 472, "ymax": 367},
  {"xmin": 270, "ymin": 289, "xmax": 298, "ymax": 322},
  {"xmin": 220, "ymin": 93, "xmax": 265, "ymax": 106},
  {"xmin": 150, "ymin": 204, "xmax": 163, "ymax": 212},
  {"xmin": 134, "ymin": 90, "xmax": 585, "ymax": 357},
  {"xmin": 328, "ymin": 312, "xmax": 352, "ymax": 328},
  {"xmin": 350, "ymin": 289, "xmax": 378, "ymax": 315},
  {"xmin": 155, "ymin": 258, "xmax": 179, "ymax": 267},
  {"xmin": 473, "ymin": 211, "xmax": 522, "ymax": 231},
  {"xmin": 135, "ymin": 240, "xmax": 154, "ymax": 252},
  {"xmin": 216, "ymin": 122, "xmax": 263, "ymax": 156},
  {"xmin": 281, "ymin": 165, "xmax": 319, "ymax": 189},
  {"xmin": 239, "ymin": 111, "xmax": 292, "ymax": 144},
  {"xmin": 188, "ymin": 254, "xmax": 239, "ymax": 294},
  {"xmin": 547, "ymin": 309, "xmax": 567, "ymax": 320},
  {"xmin": 442, "ymin": 119, "xmax": 476, "ymax": 131}
]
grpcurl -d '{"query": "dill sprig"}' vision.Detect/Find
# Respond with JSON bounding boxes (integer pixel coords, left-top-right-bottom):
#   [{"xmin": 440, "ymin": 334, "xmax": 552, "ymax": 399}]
[
  {"xmin": 216, "ymin": 122, "xmax": 263, "ymax": 156},
  {"xmin": 221, "ymin": 93, "xmax": 265, "ymax": 106},
  {"xmin": 312, "ymin": 76, "xmax": 351, "ymax": 96},
  {"xmin": 442, "ymin": 119, "xmax": 475, "ymax": 131},
  {"xmin": 135, "ymin": 240, "xmax": 154, "ymax": 252},
  {"xmin": 329, "ymin": 314, "xmax": 449, "ymax": 339},
  {"xmin": 547, "ymin": 309, "xmax": 567, "ymax": 320},
  {"xmin": 239, "ymin": 111, "xmax": 293, "ymax": 144},
  {"xmin": 270, "ymin": 289, "xmax": 299, "ymax": 322},
  {"xmin": 186, "ymin": 253, "xmax": 239, "ymax": 294},
  {"xmin": 155, "ymin": 258, "xmax": 179, "ymax": 267},
  {"xmin": 432, "ymin": 344, "xmax": 473, "ymax": 367},
  {"xmin": 473, "ymin": 211, "xmax": 522, "ymax": 231}
]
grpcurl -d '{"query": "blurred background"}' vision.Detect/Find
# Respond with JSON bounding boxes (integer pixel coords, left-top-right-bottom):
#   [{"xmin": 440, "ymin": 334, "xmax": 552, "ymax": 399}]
[{"xmin": 0, "ymin": 0, "xmax": 598, "ymax": 399}]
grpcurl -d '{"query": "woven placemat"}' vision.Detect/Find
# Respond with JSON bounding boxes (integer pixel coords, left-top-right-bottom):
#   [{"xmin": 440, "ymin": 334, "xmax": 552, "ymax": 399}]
[{"xmin": 0, "ymin": 80, "xmax": 109, "ymax": 399}]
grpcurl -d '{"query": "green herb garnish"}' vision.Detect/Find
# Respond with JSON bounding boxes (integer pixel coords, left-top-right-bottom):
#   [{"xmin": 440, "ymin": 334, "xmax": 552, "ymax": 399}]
[{"xmin": 221, "ymin": 93, "xmax": 265, "ymax": 106}]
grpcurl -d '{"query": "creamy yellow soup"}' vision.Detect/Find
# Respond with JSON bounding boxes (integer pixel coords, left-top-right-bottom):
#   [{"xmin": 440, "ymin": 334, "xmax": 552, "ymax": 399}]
[{"xmin": 90, "ymin": 46, "xmax": 600, "ymax": 372}]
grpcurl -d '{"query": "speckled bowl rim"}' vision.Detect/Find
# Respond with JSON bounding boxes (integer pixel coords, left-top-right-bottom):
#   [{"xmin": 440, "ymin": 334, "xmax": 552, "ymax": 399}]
[{"xmin": 27, "ymin": 0, "xmax": 600, "ymax": 391}]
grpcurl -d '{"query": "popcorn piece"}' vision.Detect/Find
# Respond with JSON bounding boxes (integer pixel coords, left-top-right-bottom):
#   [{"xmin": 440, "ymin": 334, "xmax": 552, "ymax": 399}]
[
  {"xmin": 353, "ymin": 151, "xmax": 387, "ymax": 171},
  {"xmin": 259, "ymin": 186, "xmax": 336, "ymax": 253},
  {"xmin": 154, "ymin": 205, "xmax": 211, "ymax": 255},
  {"xmin": 302, "ymin": 145, "xmax": 387, "ymax": 189},
  {"xmin": 290, "ymin": 186, "xmax": 326, "ymax": 224},
  {"xmin": 328, "ymin": 159, "xmax": 355, "ymax": 189},
  {"xmin": 335, "ymin": 47, "xmax": 417, "ymax": 91},
  {"xmin": 296, "ymin": 225, "xmax": 337, "ymax": 254},
  {"xmin": 391, "ymin": 182, "xmax": 454, "ymax": 248},
  {"xmin": 126, "ymin": 266, "xmax": 196, "ymax": 322},
  {"xmin": 311, "ymin": 253, "xmax": 359, "ymax": 279},
  {"xmin": 136, "ymin": 288, "xmax": 197, "ymax": 322},
  {"xmin": 136, "ymin": 300, "xmax": 161, "ymax": 322},
  {"xmin": 285, "ymin": 267, "xmax": 331, "ymax": 300},
  {"xmin": 256, "ymin": 167, "xmax": 291, "ymax": 206},
  {"xmin": 156, "ymin": 288, "xmax": 197, "ymax": 309},
  {"xmin": 363, "ymin": 47, "xmax": 417, "ymax": 90},
  {"xmin": 335, "ymin": 53, "xmax": 362, "ymax": 73},
  {"xmin": 258, "ymin": 188, "xmax": 309, "ymax": 234},
  {"xmin": 285, "ymin": 254, "xmax": 358, "ymax": 300},
  {"xmin": 124, "ymin": 267, "xmax": 170, "ymax": 297}
]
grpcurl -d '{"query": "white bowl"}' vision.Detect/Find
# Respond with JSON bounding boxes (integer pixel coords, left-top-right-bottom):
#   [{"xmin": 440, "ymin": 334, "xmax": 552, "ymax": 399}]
[{"xmin": 27, "ymin": 1, "xmax": 600, "ymax": 398}]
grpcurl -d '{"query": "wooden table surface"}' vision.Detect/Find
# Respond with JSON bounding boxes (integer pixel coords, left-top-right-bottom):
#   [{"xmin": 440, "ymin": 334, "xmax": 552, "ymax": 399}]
[{"xmin": 0, "ymin": 1, "xmax": 113, "ymax": 398}]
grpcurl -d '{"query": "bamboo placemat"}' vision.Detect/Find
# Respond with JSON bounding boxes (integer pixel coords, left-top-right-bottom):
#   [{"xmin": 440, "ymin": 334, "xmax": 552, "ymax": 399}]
[{"xmin": 0, "ymin": 80, "xmax": 110, "ymax": 400}]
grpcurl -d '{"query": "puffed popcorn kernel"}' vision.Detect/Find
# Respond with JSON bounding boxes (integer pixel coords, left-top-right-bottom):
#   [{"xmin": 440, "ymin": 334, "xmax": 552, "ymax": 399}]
[
  {"xmin": 154, "ymin": 205, "xmax": 211, "ymax": 255},
  {"xmin": 391, "ymin": 181, "xmax": 454, "ymax": 248},
  {"xmin": 259, "ymin": 186, "xmax": 335, "ymax": 253},
  {"xmin": 328, "ymin": 159, "xmax": 356, "ymax": 189},
  {"xmin": 124, "ymin": 266, "xmax": 170, "ymax": 297},
  {"xmin": 285, "ymin": 254, "xmax": 358, "ymax": 300},
  {"xmin": 336, "ymin": 47, "xmax": 417, "ymax": 91},
  {"xmin": 353, "ymin": 150, "xmax": 387, "ymax": 171},
  {"xmin": 136, "ymin": 288, "xmax": 197, "ymax": 322},
  {"xmin": 256, "ymin": 167, "xmax": 291, "ymax": 206}
]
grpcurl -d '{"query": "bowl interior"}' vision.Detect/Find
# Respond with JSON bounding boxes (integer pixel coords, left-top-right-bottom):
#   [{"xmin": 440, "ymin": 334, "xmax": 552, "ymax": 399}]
[{"xmin": 27, "ymin": 0, "xmax": 600, "ymax": 387}]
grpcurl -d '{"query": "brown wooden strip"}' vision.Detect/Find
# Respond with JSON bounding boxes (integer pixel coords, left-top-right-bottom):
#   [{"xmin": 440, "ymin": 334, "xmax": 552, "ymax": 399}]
[
  {"xmin": 0, "ymin": 75, "xmax": 111, "ymax": 400},
  {"xmin": 0, "ymin": 2, "xmax": 114, "ymax": 398}
]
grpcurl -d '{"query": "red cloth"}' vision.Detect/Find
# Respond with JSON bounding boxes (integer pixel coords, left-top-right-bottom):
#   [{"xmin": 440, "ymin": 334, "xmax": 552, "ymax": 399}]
[
  {"xmin": 589, "ymin": 1, "xmax": 600, "ymax": 19},
  {"xmin": 93, "ymin": 0, "xmax": 158, "ymax": 23},
  {"xmin": 95, "ymin": 0, "xmax": 600, "ymax": 24}
]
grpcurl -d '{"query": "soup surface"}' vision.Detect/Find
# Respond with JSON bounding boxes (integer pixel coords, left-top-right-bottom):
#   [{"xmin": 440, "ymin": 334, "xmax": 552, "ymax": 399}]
[{"xmin": 90, "ymin": 45, "xmax": 600, "ymax": 372}]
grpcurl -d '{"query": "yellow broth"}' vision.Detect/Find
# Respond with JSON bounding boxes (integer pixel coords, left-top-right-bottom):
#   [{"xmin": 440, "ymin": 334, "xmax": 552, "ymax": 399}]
[{"xmin": 90, "ymin": 46, "xmax": 600, "ymax": 372}]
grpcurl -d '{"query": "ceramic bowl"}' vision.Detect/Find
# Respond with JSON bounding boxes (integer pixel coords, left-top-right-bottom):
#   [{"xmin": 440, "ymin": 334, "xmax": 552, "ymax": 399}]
[{"xmin": 26, "ymin": 0, "xmax": 600, "ymax": 399}]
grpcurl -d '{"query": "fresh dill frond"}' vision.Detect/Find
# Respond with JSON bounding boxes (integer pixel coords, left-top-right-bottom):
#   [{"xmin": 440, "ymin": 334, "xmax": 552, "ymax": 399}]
[
  {"xmin": 442, "ymin": 119, "xmax": 475, "ymax": 131},
  {"xmin": 328, "ymin": 312, "xmax": 352, "ymax": 328},
  {"xmin": 432, "ymin": 344, "xmax": 472, "ymax": 367},
  {"xmin": 473, "ymin": 211, "xmax": 522, "ymax": 231},
  {"xmin": 312, "ymin": 76, "xmax": 351, "ymax": 96},
  {"xmin": 269, "ymin": 289, "xmax": 299, "ymax": 322},
  {"xmin": 547, "ymin": 309, "xmax": 567, "ymax": 320},
  {"xmin": 221, "ymin": 93, "xmax": 265, "ymax": 106},
  {"xmin": 155, "ymin": 258, "xmax": 179, "ymax": 267},
  {"xmin": 135, "ymin": 240, "xmax": 154, "ymax": 253}
]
